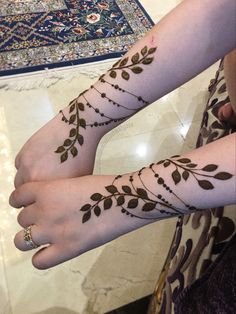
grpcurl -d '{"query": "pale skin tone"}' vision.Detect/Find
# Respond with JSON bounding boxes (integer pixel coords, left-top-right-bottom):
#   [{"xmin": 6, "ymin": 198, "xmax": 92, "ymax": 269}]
[
  {"xmin": 9, "ymin": 134, "xmax": 236, "ymax": 269},
  {"xmin": 10, "ymin": 0, "xmax": 236, "ymax": 269}
]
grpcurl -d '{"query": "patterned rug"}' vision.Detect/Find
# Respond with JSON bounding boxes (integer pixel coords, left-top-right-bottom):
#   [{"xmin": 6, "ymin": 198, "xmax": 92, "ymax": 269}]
[{"xmin": 0, "ymin": 0, "xmax": 154, "ymax": 76}]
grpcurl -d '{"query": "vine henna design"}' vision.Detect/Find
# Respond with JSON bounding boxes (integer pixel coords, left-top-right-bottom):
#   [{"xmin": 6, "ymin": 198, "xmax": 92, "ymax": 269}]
[
  {"xmin": 55, "ymin": 46, "xmax": 156, "ymax": 162},
  {"xmin": 108, "ymin": 45, "xmax": 157, "ymax": 81},
  {"xmin": 80, "ymin": 156, "xmax": 233, "ymax": 223}
]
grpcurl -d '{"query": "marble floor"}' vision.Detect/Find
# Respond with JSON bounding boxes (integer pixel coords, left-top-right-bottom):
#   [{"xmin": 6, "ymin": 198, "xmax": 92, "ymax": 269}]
[{"xmin": 0, "ymin": 1, "xmax": 220, "ymax": 313}]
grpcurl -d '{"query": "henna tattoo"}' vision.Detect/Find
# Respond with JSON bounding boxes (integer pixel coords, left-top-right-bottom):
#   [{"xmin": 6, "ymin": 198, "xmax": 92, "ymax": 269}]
[
  {"xmin": 108, "ymin": 46, "xmax": 157, "ymax": 81},
  {"xmin": 80, "ymin": 157, "xmax": 233, "ymax": 223},
  {"xmin": 157, "ymin": 155, "xmax": 233, "ymax": 189},
  {"xmin": 55, "ymin": 46, "xmax": 155, "ymax": 162}
]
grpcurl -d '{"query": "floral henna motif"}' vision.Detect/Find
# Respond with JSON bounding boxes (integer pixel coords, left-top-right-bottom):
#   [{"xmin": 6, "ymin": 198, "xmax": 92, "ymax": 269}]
[
  {"xmin": 80, "ymin": 157, "xmax": 233, "ymax": 223},
  {"xmin": 55, "ymin": 46, "xmax": 154, "ymax": 162}
]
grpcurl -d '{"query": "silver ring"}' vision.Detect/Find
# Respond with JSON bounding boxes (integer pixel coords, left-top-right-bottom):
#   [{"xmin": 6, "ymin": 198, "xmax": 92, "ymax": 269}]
[{"xmin": 24, "ymin": 226, "xmax": 39, "ymax": 249}]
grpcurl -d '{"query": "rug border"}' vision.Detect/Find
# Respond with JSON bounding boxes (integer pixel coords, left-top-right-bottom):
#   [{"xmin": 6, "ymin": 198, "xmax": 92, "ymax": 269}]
[{"xmin": 0, "ymin": 0, "xmax": 154, "ymax": 77}]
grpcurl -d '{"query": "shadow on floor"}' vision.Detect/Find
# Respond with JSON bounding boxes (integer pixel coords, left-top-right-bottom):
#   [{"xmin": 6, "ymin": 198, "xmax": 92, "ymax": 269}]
[{"xmin": 105, "ymin": 295, "xmax": 151, "ymax": 314}]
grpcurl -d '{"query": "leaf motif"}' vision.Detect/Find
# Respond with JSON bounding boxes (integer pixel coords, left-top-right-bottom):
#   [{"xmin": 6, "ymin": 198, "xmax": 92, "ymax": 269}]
[
  {"xmin": 182, "ymin": 170, "xmax": 189, "ymax": 181},
  {"xmin": 109, "ymin": 70, "xmax": 117, "ymax": 79},
  {"xmin": 121, "ymin": 70, "xmax": 130, "ymax": 80},
  {"xmin": 141, "ymin": 46, "xmax": 148, "ymax": 56},
  {"xmin": 55, "ymin": 146, "xmax": 65, "ymax": 153},
  {"xmin": 80, "ymin": 204, "xmax": 91, "ymax": 212},
  {"xmin": 198, "ymin": 180, "xmax": 214, "ymax": 190},
  {"xmin": 177, "ymin": 158, "xmax": 191, "ymax": 164},
  {"xmin": 136, "ymin": 188, "xmax": 148, "ymax": 199},
  {"xmin": 69, "ymin": 114, "xmax": 76, "ymax": 124},
  {"xmin": 142, "ymin": 57, "xmax": 153, "ymax": 65},
  {"xmin": 112, "ymin": 59, "xmax": 120, "ymax": 68},
  {"xmin": 94, "ymin": 206, "xmax": 101, "ymax": 217},
  {"xmin": 131, "ymin": 66, "xmax": 143, "ymax": 74},
  {"xmin": 117, "ymin": 196, "xmax": 125, "ymax": 206},
  {"xmin": 91, "ymin": 193, "xmax": 103, "ymax": 201},
  {"xmin": 164, "ymin": 161, "xmax": 170, "ymax": 168},
  {"xmin": 105, "ymin": 185, "xmax": 118, "ymax": 194},
  {"xmin": 82, "ymin": 211, "xmax": 91, "ymax": 223},
  {"xmin": 172, "ymin": 169, "xmax": 181, "ymax": 185},
  {"xmin": 104, "ymin": 198, "xmax": 112, "ymax": 210},
  {"xmin": 79, "ymin": 118, "xmax": 86, "ymax": 128},
  {"xmin": 214, "ymin": 172, "xmax": 233, "ymax": 180},
  {"xmin": 128, "ymin": 198, "xmax": 138, "ymax": 208},
  {"xmin": 69, "ymin": 103, "xmax": 75, "ymax": 113},
  {"xmin": 78, "ymin": 103, "xmax": 84, "ymax": 111},
  {"xmin": 122, "ymin": 185, "xmax": 132, "ymax": 194},
  {"xmin": 187, "ymin": 163, "xmax": 197, "ymax": 168},
  {"xmin": 70, "ymin": 146, "xmax": 78, "ymax": 157},
  {"xmin": 120, "ymin": 57, "xmax": 129, "ymax": 67},
  {"xmin": 202, "ymin": 164, "xmax": 218, "ymax": 172},
  {"xmin": 142, "ymin": 202, "xmax": 156, "ymax": 211},
  {"xmin": 60, "ymin": 151, "xmax": 68, "ymax": 163},
  {"xmin": 77, "ymin": 134, "xmax": 84, "ymax": 146},
  {"xmin": 131, "ymin": 52, "xmax": 139, "ymax": 64},
  {"xmin": 148, "ymin": 47, "xmax": 157, "ymax": 54},
  {"xmin": 69, "ymin": 128, "xmax": 76, "ymax": 137},
  {"xmin": 64, "ymin": 139, "xmax": 72, "ymax": 146}
]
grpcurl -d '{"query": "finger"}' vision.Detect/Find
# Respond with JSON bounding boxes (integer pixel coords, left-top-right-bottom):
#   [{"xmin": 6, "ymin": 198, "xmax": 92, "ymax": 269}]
[
  {"xmin": 15, "ymin": 153, "xmax": 21, "ymax": 170},
  {"xmin": 9, "ymin": 182, "xmax": 37, "ymax": 208},
  {"xmin": 14, "ymin": 170, "xmax": 24, "ymax": 189},
  {"xmin": 14, "ymin": 225, "xmax": 50, "ymax": 251},
  {"xmin": 17, "ymin": 205, "xmax": 39, "ymax": 228},
  {"xmin": 32, "ymin": 244, "xmax": 75, "ymax": 270}
]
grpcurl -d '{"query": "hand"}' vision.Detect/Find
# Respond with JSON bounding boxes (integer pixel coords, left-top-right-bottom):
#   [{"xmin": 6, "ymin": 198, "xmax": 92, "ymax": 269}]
[
  {"xmin": 9, "ymin": 176, "xmax": 137, "ymax": 269},
  {"xmin": 217, "ymin": 102, "xmax": 236, "ymax": 126},
  {"xmin": 14, "ymin": 105, "xmax": 99, "ymax": 188}
]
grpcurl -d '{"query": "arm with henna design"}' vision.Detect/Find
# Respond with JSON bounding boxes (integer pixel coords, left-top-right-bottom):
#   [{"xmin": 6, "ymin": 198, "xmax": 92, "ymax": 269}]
[
  {"xmin": 80, "ymin": 134, "xmax": 236, "ymax": 225},
  {"xmin": 54, "ymin": 0, "xmax": 236, "ymax": 163},
  {"xmin": 10, "ymin": 134, "xmax": 235, "ymax": 269},
  {"xmin": 14, "ymin": 0, "xmax": 236, "ymax": 186}
]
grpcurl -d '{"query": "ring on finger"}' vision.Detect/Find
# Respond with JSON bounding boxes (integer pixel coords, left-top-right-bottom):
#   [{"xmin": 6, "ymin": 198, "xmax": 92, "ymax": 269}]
[{"xmin": 24, "ymin": 225, "xmax": 39, "ymax": 249}]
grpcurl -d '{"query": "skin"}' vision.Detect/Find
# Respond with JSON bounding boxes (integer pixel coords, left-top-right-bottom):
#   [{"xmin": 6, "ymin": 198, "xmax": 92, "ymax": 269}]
[
  {"xmin": 10, "ymin": 0, "xmax": 236, "ymax": 269},
  {"xmin": 218, "ymin": 49, "xmax": 236, "ymax": 126},
  {"xmin": 9, "ymin": 134, "xmax": 236, "ymax": 269},
  {"xmin": 14, "ymin": 0, "xmax": 236, "ymax": 187}
]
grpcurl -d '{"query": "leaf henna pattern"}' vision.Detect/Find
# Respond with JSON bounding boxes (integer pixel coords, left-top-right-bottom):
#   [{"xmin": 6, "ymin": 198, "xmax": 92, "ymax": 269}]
[
  {"xmin": 157, "ymin": 156, "xmax": 233, "ymax": 190},
  {"xmin": 108, "ymin": 46, "xmax": 157, "ymax": 80},
  {"xmin": 55, "ymin": 47, "xmax": 154, "ymax": 163},
  {"xmin": 80, "ymin": 157, "xmax": 233, "ymax": 224},
  {"xmin": 55, "ymin": 99, "xmax": 85, "ymax": 163}
]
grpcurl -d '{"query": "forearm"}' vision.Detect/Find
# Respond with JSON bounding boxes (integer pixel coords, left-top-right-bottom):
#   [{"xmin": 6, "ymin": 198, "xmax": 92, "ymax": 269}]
[
  {"xmin": 58, "ymin": 0, "xmax": 236, "ymax": 163},
  {"xmin": 80, "ymin": 134, "xmax": 236, "ymax": 238}
]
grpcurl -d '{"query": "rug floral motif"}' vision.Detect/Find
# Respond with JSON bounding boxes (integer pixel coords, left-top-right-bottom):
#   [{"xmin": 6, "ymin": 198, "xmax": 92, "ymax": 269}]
[{"xmin": 0, "ymin": 0, "xmax": 154, "ymax": 76}]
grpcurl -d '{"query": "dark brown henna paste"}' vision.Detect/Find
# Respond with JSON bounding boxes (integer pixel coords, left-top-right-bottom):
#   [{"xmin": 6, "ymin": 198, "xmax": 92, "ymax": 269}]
[
  {"xmin": 157, "ymin": 156, "xmax": 233, "ymax": 189},
  {"xmin": 55, "ymin": 48, "xmax": 153, "ymax": 162},
  {"xmin": 80, "ymin": 157, "xmax": 233, "ymax": 223},
  {"xmin": 108, "ymin": 46, "xmax": 157, "ymax": 80}
]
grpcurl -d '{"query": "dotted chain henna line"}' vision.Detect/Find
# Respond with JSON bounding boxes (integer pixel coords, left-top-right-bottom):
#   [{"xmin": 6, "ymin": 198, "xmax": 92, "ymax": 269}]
[
  {"xmin": 149, "ymin": 163, "xmax": 189, "ymax": 209},
  {"xmin": 99, "ymin": 77, "xmax": 149, "ymax": 106},
  {"xmin": 135, "ymin": 169, "xmax": 185, "ymax": 215},
  {"xmin": 81, "ymin": 93, "xmax": 113, "ymax": 121},
  {"xmin": 130, "ymin": 174, "xmax": 180, "ymax": 215},
  {"xmin": 55, "ymin": 45, "xmax": 157, "ymax": 163},
  {"xmin": 80, "ymin": 156, "xmax": 233, "ymax": 223},
  {"xmin": 91, "ymin": 84, "xmax": 140, "ymax": 112}
]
